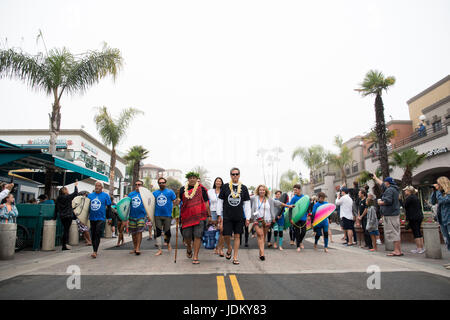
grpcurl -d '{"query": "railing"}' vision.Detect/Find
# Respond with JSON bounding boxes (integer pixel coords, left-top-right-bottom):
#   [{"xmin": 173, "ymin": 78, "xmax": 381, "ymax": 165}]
[{"xmin": 391, "ymin": 124, "xmax": 445, "ymax": 150}]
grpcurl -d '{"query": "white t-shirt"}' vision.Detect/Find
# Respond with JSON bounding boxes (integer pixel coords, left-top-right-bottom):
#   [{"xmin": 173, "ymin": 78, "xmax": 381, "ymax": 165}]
[
  {"xmin": 336, "ymin": 194, "xmax": 354, "ymax": 220},
  {"xmin": 207, "ymin": 189, "xmax": 221, "ymax": 212},
  {"xmin": 254, "ymin": 198, "xmax": 272, "ymax": 222}
]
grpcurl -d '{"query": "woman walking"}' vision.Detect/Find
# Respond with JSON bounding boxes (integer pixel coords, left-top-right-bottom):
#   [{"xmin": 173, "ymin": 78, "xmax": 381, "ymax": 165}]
[
  {"xmin": 55, "ymin": 182, "xmax": 79, "ymax": 251},
  {"xmin": 402, "ymin": 186, "xmax": 424, "ymax": 253},
  {"xmin": 208, "ymin": 177, "xmax": 224, "ymax": 255}
]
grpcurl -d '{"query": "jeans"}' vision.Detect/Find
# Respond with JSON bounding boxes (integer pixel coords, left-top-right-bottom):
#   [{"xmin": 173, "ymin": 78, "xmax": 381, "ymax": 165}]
[
  {"xmin": 361, "ymin": 216, "xmax": 373, "ymax": 249},
  {"xmin": 90, "ymin": 220, "xmax": 105, "ymax": 253}
]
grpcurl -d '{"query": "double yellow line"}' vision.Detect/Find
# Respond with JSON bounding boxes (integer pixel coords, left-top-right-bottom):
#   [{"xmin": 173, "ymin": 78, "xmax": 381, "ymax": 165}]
[{"xmin": 217, "ymin": 275, "xmax": 244, "ymax": 300}]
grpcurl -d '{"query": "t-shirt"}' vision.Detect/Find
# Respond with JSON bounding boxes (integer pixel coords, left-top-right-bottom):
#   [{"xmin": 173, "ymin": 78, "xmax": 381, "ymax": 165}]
[
  {"xmin": 288, "ymin": 194, "xmax": 307, "ymax": 221},
  {"xmin": 87, "ymin": 192, "xmax": 111, "ymax": 221},
  {"xmin": 219, "ymin": 183, "xmax": 250, "ymax": 221},
  {"xmin": 208, "ymin": 189, "xmax": 221, "ymax": 212},
  {"xmin": 128, "ymin": 190, "xmax": 147, "ymax": 219},
  {"xmin": 153, "ymin": 188, "xmax": 177, "ymax": 217},
  {"xmin": 359, "ymin": 198, "xmax": 368, "ymax": 216}
]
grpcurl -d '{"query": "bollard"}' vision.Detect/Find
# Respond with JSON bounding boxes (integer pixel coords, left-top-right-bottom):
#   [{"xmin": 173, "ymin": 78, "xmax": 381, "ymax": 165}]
[
  {"xmin": 69, "ymin": 220, "xmax": 79, "ymax": 246},
  {"xmin": 104, "ymin": 221, "xmax": 112, "ymax": 238},
  {"xmin": 0, "ymin": 223, "xmax": 17, "ymax": 260},
  {"xmin": 42, "ymin": 220, "xmax": 56, "ymax": 251},
  {"xmin": 423, "ymin": 223, "xmax": 442, "ymax": 259}
]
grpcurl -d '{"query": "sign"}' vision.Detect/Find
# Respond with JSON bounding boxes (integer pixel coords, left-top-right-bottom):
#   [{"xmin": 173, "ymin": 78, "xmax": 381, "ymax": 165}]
[
  {"xmin": 81, "ymin": 141, "xmax": 99, "ymax": 155},
  {"xmin": 27, "ymin": 138, "xmax": 71, "ymax": 145},
  {"xmin": 426, "ymin": 147, "xmax": 449, "ymax": 158}
]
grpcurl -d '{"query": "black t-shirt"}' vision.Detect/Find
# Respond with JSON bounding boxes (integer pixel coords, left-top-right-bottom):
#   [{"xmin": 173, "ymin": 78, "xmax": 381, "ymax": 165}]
[
  {"xmin": 359, "ymin": 198, "xmax": 368, "ymax": 216},
  {"xmin": 179, "ymin": 185, "xmax": 209, "ymax": 202},
  {"xmin": 404, "ymin": 194, "xmax": 424, "ymax": 220},
  {"xmin": 219, "ymin": 183, "xmax": 250, "ymax": 221}
]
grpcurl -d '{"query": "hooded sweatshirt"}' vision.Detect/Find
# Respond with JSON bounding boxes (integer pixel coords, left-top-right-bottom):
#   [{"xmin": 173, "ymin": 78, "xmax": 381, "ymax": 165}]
[{"xmin": 380, "ymin": 184, "xmax": 400, "ymax": 217}]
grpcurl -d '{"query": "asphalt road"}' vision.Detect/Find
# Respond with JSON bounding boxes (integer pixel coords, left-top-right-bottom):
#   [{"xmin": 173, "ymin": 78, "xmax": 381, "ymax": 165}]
[{"xmin": 1, "ymin": 272, "xmax": 449, "ymax": 300}]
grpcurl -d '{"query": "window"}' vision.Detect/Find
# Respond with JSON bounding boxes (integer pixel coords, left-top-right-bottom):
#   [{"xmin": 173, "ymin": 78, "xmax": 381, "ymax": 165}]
[
  {"xmin": 352, "ymin": 162, "xmax": 358, "ymax": 174},
  {"xmin": 432, "ymin": 120, "xmax": 442, "ymax": 133}
]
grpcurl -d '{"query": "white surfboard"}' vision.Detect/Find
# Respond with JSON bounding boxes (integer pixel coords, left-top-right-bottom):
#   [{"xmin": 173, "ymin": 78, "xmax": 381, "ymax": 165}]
[
  {"xmin": 138, "ymin": 186, "xmax": 156, "ymax": 230},
  {"xmin": 72, "ymin": 196, "xmax": 90, "ymax": 225}
]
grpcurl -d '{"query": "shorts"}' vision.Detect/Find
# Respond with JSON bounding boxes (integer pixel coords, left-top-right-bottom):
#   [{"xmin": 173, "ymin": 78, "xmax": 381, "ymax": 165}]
[
  {"xmin": 223, "ymin": 218, "xmax": 244, "ymax": 236},
  {"xmin": 369, "ymin": 230, "xmax": 380, "ymax": 236},
  {"xmin": 408, "ymin": 218, "xmax": 423, "ymax": 239},
  {"xmin": 211, "ymin": 211, "xmax": 218, "ymax": 222},
  {"xmin": 182, "ymin": 221, "xmax": 205, "ymax": 239},
  {"xmin": 383, "ymin": 215, "xmax": 400, "ymax": 242},
  {"xmin": 342, "ymin": 217, "xmax": 355, "ymax": 230},
  {"xmin": 128, "ymin": 217, "xmax": 146, "ymax": 235},
  {"xmin": 155, "ymin": 216, "xmax": 172, "ymax": 233}
]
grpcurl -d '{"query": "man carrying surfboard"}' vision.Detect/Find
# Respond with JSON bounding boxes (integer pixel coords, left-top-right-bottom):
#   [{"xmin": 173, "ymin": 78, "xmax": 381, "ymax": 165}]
[
  {"xmin": 127, "ymin": 180, "xmax": 149, "ymax": 255},
  {"xmin": 287, "ymin": 184, "xmax": 310, "ymax": 252},
  {"xmin": 216, "ymin": 167, "xmax": 251, "ymax": 265},
  {"xmin": 312, "ymin": 192, "xmax": 330, "ymax": 253},
  {"xmin": 179, "ymin": 172, "xmax": 211, "ymax": 265}
]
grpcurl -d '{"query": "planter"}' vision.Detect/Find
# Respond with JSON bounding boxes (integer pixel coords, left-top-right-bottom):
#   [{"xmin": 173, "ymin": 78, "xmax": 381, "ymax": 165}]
[{"xmin": 0, "ymin": 223, "xmax": 17, "ymax": 260}]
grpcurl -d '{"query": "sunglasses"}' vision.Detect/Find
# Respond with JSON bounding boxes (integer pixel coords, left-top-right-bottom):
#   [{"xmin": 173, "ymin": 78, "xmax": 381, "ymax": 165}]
[
  {"xmin": 135, "ymin": 183, "xmax": 143, "ymax": 186},
  {"xmin": 231, "ymin": 173, "xmax": 240, "ymax": 176},
  {"xmin": 158, "ymin": 182, "xmax": 166, "ymax": 184}
]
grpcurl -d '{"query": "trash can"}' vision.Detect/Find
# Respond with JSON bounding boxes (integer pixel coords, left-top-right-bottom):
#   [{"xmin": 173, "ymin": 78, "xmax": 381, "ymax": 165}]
[
  {"xmin": 42, "ymin": 220, "xmax": 56, "ymax": 251},
  {"xmin": 423, "ymin": 223, "xmax": 442, "ymax": 259},
  {"xmin": 0, "ymin": 223, "xmax": 17, "ymax": 260},
  {"xmin": 104, "ymin": 221, "xmax": 112, "ymax": 238},
  {"xmin": 69, "ymin": 220, "xmax": 79, "ymax": 246}
]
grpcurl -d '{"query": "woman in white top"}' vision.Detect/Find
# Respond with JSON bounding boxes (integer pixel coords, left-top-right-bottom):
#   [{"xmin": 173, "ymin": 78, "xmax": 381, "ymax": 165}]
[
  {"xmin": 251, "ymin": 185, "xmax": 293, "ymax": 261},
  {"xmin": 208, "ymin": 177, "xmax": 224, "ymax": 256}
]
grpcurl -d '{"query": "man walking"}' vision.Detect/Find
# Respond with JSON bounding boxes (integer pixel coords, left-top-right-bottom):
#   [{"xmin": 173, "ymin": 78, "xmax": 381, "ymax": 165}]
[
  {"xmin": 87, "ymin": 181, "xmax": 112, "ymax": 258},
  {"xmin": 217, "ymin": 168, "xmax": 251, "ymax": 265},
  {"xmin": 179, "ymin": 172, "xmax": 210, "ymax": 264},
  {"xmin": 153, "ymin": 177, "xmax": 178, "ymax": 256},
  {"xmin": 127, "ymin": 180, "xmax": 149, "ymax": 255},
  {"xmin": 373, "ymin": 175, "xmax": 403, "ymax": 256},
  {"xmin": 335, "ymin": 187, "xmax": 355, "ymax": 246}
]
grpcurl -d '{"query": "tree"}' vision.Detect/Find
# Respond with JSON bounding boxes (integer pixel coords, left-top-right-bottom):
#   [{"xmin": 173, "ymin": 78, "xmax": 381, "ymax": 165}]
[
  {"xmin": 0, "ymin": 43, "xmax": 122, "ymax": 196},
  {"xmin": 356, "ymin": 70, "xmax": 396, "ymax": 179},
  {"xmin": 390, "ymin": 149, "xmax": 426, "ymax": 188},
  {"xmin": 124, "ymin": 145, "xmax": 149, "ymax": 187},
  {"xmin": 292, "ymin": 145, "xmax": 326, "ymax": 184},
  {"xmin": 94, "ymin": 107, "xmax": 143, "ymax": 198},
  {"xmin": 166, "ymin": 177, "xmax": 182, "ymax": 194},
  {"xmin": 326, "ymin": 135, "xmax": 353, "ymax": 185},
  {"xmin": 364, "ymin": 127, "xmax": 397, "ymax": 145},
  {"xmin": 191, "ymin": 166, "xmax": 212, "ymax": 189},
  {"xmin": 279, "ymin": 170, "xmax": 300, "ymax": 193}
]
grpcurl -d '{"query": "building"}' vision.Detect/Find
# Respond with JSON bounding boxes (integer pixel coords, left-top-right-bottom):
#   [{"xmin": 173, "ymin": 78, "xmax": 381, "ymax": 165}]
[
  {"xmin": 0, "ymin": 129, "xmax": 127, "ymax": 201},
  {"xmin": 139, "ymin": 164, "xmax": 183, "ymax": 190},
  {"xmin": 305, "ymin": 75, "xmax": 450, "ymax": 213}
]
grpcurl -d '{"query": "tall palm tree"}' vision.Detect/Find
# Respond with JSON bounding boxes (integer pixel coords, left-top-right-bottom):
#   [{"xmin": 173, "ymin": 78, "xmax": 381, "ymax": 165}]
[
  {"xmin": 390, "ymin": 149, "xmax": 426, "ymax": 188},
  {"xmin": 0, "ymin": 43, "xmax": 123, "ymax": 196},
  {"xmin": 326, "ymin": 135, "xmax": 353, "ymax": 186},
  {"xmin": 356, "ymin": 70, "xmax": 396, "ymax": 179},
  {"xmin": 292, "ymin": 145, "xmax": 326, "ymax": 184},
  {"xmin": 94, "ymin": 107, "xmax": 143, "ymax": 197},
  {"xmin": 191, "ymin": 166, "xmax": 212, "ymax": 189},
  {"xmin": 124, "ymin": 145, "xmax": 149, "ymax": 186}
]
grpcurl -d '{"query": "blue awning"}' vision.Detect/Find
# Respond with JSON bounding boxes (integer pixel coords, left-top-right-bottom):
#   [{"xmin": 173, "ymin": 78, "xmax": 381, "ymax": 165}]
[{"xmin": 53, "ymin": 156, "xmax": 108, "ymax": 182}]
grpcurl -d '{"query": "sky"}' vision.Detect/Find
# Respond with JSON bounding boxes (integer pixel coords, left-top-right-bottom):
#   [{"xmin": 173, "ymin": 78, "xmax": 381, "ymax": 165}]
[{"xmin": 1, "ymin": 0, "xmax": 449, "ymax": 189}]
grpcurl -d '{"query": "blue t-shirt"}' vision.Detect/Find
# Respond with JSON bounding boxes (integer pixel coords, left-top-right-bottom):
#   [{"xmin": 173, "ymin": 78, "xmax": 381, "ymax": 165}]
[
  {"xmin": 88, "ymin": 192, "xmax": 111, "ymax": 221},
  {"xmin": 289, "ymin": 194, "xmax": 307, "ymax": 221},
  {"xmin": 153, "ymin": 189, "xmax": 176, "ymax": 217},
  {"xmin": 128, "ymin": 191, "xmax": 147, "ymax": 219}
]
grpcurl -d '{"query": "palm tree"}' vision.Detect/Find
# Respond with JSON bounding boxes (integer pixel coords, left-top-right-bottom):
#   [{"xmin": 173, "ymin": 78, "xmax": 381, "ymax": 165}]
[
  {"xmin": 124, "ymin": 145, "xmax": 149, "ymax": 186},
  {"xmin": 166, "ymin": 177, "xmax": 182, "ymax": 194},
  {"xmin": 94, "ymin": 107, "xmax": 143, "ymax": 197},
  {"xmin": 326, "ymin": 135, "xmax": 353, "ymax": 185},
  {"xmin": 279, "ymin": 170, "xmax": 300, "ymax": 193},
  {"xmin": 191, "ymin": 166, "xmax": 212, "ymax": 189},
  {"xmin": 292, "ymin": 145, "xmax": 326, "ymax": 184},
  {"xmin": 390, "ymin": 149, "xmax": 426, "ymax": 188},
  {"xmin": 364, "ymin": 127, "xmax": 397, "ymax": 145},
  {"xmin": 0, "ymin": 43, "xmax": 123, "ymax": 196},
  {"xmin": 356, "ymin": 70, "xmax": 396, "ymax": 179}
]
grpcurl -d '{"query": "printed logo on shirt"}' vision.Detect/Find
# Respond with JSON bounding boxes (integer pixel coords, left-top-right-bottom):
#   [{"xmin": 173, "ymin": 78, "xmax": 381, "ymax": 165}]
[
  {"xmin": 90, "ymin": 198, "xmax": 101, "ymax": 211},
  {"xmin": 228, "ymin": 194, "xmax": 241, "ymax": 207},
  {"xmin": 157, "ymin": 194, "xmax": 168, "ymax": 207},
  {"xmin": 132, "ymin": 196, "xmax": 142, "ymax": 209}
]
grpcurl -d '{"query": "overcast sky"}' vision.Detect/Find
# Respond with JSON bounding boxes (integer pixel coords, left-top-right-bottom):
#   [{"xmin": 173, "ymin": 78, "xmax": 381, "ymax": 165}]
[{"xmin": 1, "ymin": 0, "xmax": 449, "ymax": 189}]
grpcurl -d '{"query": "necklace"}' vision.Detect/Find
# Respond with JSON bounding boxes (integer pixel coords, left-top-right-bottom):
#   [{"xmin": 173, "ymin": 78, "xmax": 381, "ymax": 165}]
[
  {"xmin": 229, "ymin": 182, "xmax": 242, "ymax": 198},
  {"xmin": 184, "ymin": 182, "xmax": 199, "ymax": 200}
]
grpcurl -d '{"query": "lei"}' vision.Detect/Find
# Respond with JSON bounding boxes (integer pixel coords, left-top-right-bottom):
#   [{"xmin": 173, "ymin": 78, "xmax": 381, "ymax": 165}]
[
  {"xmin": 229, "ymin": 182, "xmax": 242, "ymax": 198},
  {"xmin": 184, "ymin": 182, "xmax": 200, "ymax": 200}
]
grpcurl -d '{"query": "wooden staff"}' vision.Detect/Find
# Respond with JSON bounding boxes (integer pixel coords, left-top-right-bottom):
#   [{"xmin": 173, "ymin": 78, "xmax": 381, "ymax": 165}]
[{"xmin": 174, "ymin": 217, "xmax": 179, "ymax": 263}]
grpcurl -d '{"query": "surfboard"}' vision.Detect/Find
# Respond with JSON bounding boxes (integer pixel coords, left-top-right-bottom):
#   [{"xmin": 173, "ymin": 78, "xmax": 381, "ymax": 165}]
[
  {"xmin": 284, "ymin": 195, "xmax": 310, "ymax": 229},
  {"xmin": 306, "ymin": 219, "xmax": 312, "ymax": 231},
  {"xmin": 72, "ymin": 196, "xmax": 90, "ymax": 225},
  {"xmin": 116, "ymin": 197, "xmax": 131, "ymax": 221},
  {"xmin": 138, "ymin": 186, "xmax": 156, "ymax": 230},
  {"xmin": 312, "ymin": 203, "xmax": 336, "ymax": 227}
]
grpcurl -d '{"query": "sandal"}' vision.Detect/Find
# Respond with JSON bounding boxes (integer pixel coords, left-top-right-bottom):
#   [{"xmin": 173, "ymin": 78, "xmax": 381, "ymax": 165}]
[
  {"xmin": 226, "ymin": 250, "xmax": 232, "ymax": 260},
  {"xmin": 259, "ymin": 256, "xmax": 265, "ymax": 261},
  {"xmin": 232, "ymin": 259, "xmax": 240, "ymax": 265},
  {"xmin": 192, "ymin": 259, "xmax": 200, "ymax": 265},
  {"xmin": 186, "ymin": 250, "xmax": 193, "ymax": 259},
  {"xmin": 387, "ymin": 253, "xmax": 404, "ymax": 257}
]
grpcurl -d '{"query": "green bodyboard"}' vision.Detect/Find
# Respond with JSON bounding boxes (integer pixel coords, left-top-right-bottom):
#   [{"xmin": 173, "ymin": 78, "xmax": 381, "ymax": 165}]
[
  {"xmin": 284, "ymin": 195, "xmax": 310, "ymax": 229},
  {"xmin": 117, "ymin": 197, "xmax": 131, "ymax": 221}
]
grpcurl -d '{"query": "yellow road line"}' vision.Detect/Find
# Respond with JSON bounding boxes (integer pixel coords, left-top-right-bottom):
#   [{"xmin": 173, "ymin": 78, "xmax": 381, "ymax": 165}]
[
  {"xmin": 216, "ymin": 276, "xmax": 228, "ymax": 300},
  {"xmin": 229, "ymin": 275, "xmax": 244, "ymax": 300}
]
